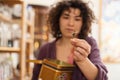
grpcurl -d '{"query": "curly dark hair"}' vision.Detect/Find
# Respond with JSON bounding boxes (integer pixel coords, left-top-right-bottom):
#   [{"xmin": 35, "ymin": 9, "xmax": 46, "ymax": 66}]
[{"xmin": 47, "ymin": 0, "xmax": 96, "ymax": 39}]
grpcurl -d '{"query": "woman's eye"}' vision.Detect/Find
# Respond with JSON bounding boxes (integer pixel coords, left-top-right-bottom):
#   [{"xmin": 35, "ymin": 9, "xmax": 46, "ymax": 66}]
[
  {"xmin": 75, "ymin": 18, "xmax": 82, "ymax": 21},
  {"xmin": 63, "ymin": 16, "xmax": 69, "ymax": 19}
]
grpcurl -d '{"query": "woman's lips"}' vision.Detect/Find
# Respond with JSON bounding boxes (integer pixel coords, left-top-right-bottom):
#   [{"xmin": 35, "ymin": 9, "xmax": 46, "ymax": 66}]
[{"xmin": 66, "ymin": 28, "xmax": 75, "ymax": 32}]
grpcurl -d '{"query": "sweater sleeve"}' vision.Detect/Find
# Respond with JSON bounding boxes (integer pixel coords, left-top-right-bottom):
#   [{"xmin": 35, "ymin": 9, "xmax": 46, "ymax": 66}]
[
  {"xmin": 87, "ymin": 37, "xmax": 108, "ymax": 80},
  {"xmin": 31, "ymin": 43, "xmax": 49, "ymax": 80}
]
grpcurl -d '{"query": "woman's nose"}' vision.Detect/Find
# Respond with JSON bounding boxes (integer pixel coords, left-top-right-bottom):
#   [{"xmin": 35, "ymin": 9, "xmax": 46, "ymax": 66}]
[{"xmin": 68, "ymin": 18, "xmax": 74, "ymax": 26}]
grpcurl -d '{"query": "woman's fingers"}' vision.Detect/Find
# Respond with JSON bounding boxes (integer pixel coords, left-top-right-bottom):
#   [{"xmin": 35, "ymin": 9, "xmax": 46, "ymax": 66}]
[
  {"xmin": 71, "ymin": 38, "xmax": 91, "ymax": 62},
  {"xmin": 76, "ymin": 47, "xmax": 88, "ymax": 57},
  {"xmin": 71, "ymin": 38, "xmax": 91, "ymax": 54},
  {"xmin": 73, "ymin": 50, "xmax": 86, "ymax": 62}
]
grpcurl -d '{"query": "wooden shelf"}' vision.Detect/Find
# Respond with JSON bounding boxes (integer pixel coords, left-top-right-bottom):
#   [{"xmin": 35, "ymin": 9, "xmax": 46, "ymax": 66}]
[
  {"xmin": 0, "ymin": 0, "xmax": 23, "ymax": 5},
  {"xmin": 0, "ymin": 0, "xmax": 53, "ymax": 6},
  {"xmin": 26, "ymin": 39, "xmax": 33, "ymax": 43},
  {"xmin": 12, "ymin": 19, "xmax": 21, "ymax": 24},
  {"xmin": 0, "ymin": 13, "xmax": 21, "ymax": 24},
  {"xmin": 26, "ymin": 20, "xmax": 34, "ymax": 27},
  {"xmin": 0, "ymin": 47, "xmax": 20, "ymax": 52},
  {"xmin": 0, "ymin": 0, "xmax": 22, "ymax": 3},
  {"xmin": 0, "ymin": 13, "xmax": 12, "ymax": 23},
  {"xmin": 27, "ymin": 60, "xmax": 43, "ymax": 64},
  {"xmin": 34, "ymin": 34, "xmax": 42, "ymax": 40},
  {"xmin": 0, "ymin": 0, "xmax": 48, "ymax": 80}
]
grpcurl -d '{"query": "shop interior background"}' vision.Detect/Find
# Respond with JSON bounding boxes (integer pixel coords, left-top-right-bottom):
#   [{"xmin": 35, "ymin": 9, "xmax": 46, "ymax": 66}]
[{"xmin": 0, "ymin": 0, "xmax": 120, "ymax": 80}]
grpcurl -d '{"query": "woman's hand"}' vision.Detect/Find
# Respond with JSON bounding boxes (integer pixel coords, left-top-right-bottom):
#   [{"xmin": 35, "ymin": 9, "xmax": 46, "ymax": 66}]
[{"xmin": 70, "ymin": 38, "xmax": 91, "ymax": 63}]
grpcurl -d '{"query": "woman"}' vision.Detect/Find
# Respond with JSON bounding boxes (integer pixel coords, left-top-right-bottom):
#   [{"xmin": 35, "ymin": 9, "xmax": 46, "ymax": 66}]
[{"xmin": 32, "ymin": 0, "xmax": 108, "ymax": 80}]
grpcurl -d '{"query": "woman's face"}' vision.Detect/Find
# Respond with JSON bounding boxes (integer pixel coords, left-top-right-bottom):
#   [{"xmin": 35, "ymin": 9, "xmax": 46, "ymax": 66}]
[{"xmin": 59, "ymin": 8, "xmax": 83, "ymax": 38}]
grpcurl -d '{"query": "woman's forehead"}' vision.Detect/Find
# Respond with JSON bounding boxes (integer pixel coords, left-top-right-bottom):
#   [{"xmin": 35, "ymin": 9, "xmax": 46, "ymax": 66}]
[{"xmin": 62, "ymin": 8, "xmax": 81, "ymax": 16}]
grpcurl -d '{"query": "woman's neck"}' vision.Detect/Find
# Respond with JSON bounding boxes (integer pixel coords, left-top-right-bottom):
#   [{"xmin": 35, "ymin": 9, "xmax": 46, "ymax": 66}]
[{"xmin": 57, "ymin": 37, "xmax": 72, "ymax": 47}]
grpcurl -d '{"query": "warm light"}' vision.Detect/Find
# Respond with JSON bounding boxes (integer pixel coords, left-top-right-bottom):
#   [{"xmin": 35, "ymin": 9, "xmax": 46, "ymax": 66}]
[
  {"xmin": 42, "ymin": 35, "xmax": 47, "ymax": 40},
  {"xmin": 42, "ymin": 26, "xmax": 48, "ymax": 31},
  {"xmin": 34, "ymin": 41, "xmax": 39, "ymax": 49}
]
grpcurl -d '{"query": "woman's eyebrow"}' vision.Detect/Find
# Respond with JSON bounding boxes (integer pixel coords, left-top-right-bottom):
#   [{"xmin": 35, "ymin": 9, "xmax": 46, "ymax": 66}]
[
  {"xmin": 62, "ymin": 13, "xmax": 69, "ymax": 16},
  {"xmin": 62, "ymin": 12, "xmax": 81, "ymax": 17}
]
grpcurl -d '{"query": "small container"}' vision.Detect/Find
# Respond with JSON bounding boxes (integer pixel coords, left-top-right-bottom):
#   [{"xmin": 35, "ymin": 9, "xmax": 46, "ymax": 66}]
[
  {"xmin": 8, "ymin": 39, "xmax": 13, "ymax": 47},
  {"xmin": 39, "ymin": 59, "xmax": 74, "ymax": 80}
]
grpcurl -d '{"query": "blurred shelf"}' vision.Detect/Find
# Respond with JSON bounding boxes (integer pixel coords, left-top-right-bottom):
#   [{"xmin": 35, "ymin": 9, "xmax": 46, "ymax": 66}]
[
  {"xmin": 0, "ymin": 13, "xmax": 12, "ymax": 23},
  {"xmin": 26, "ymin": 39, "xmax": 33, "ymax": 43},
  {"xmin": 34, "ymin": 34, "xmax": 42, "ymax": 40},
  {"xmin": 0, "ymin": 13, "xmax": 21, "ymax": 24},
  {"xmin": 0, "ymin": 47, "xmax": 20, "ymax": 52},
  {"xmin": 0, "ymin": 0, "xmax": 54, "ymax": 6},
  {"xmin": 26, "ymin": 20, "xmax": 34, "ymax": 27},
  {"xmin": 27, "ymin": 59, "xmax": 43, "ymax": 64},
  {"xmin": 0, "ymin": 0, "xmax": 23, "ymax": 4},
  {"xmin": 0, "ymin": 0, "xmax": 48, "ymax": 80}
]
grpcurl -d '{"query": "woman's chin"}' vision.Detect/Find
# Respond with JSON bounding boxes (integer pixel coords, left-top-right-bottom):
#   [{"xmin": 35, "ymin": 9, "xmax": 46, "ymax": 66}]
[{"xmin": 62, "ymin": 35, "xmax": 73, "ymax": 39}]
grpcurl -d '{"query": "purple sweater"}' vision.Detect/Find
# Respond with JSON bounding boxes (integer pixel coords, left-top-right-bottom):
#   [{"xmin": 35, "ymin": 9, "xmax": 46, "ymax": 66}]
[{"xmin": 32, "ymin": 37, "xmax": 108, "ymax": 80}]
